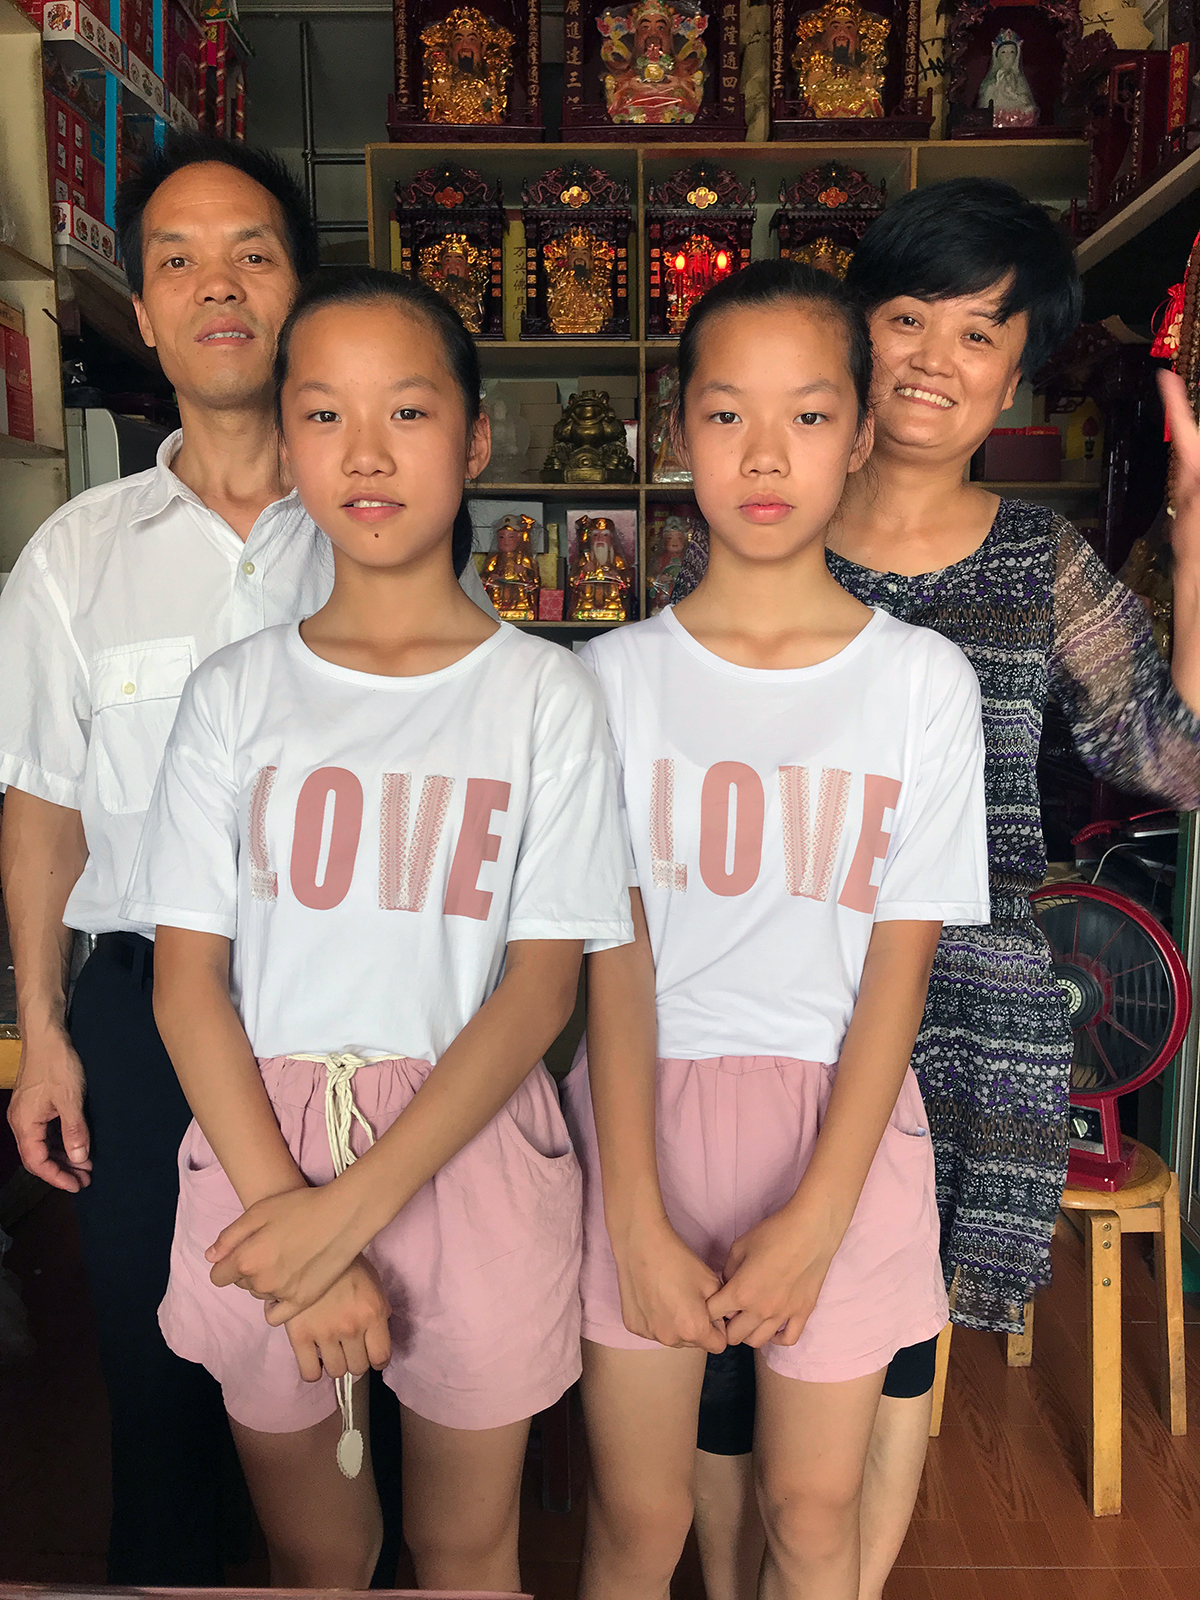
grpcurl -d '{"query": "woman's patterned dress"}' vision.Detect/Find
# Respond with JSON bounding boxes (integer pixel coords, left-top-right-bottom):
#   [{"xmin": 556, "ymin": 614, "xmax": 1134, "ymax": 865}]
[{"xmin": 674, "ymin": 500, "xmax": 1200, "ymax": 1332}]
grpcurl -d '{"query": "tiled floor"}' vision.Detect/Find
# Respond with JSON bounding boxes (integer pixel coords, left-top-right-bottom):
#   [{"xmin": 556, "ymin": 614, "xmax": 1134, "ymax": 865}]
[{"xmin": 0, "ymin": 1187, "xmax": 1197, "ymax": 1598}]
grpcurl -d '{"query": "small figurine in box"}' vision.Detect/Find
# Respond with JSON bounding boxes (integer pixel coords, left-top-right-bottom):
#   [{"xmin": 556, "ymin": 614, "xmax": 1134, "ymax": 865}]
[
  {"xmin": 645, "ymin": 163, "xmax": 754, "ymax": 337},
  {"xmin": 773, "ymin": 0, "xmax": 930, "ymax": 139},
  {"xmin": 946, "ymin": 0, "xmax": 1083, "ymax": 138},
  {"xmin": 560, "ymin": 0, "xmax": 743, "ymax": 139},
  {"xmin": 769, "ymin": 161, "xmax": 886, "ymax": 280},
  {"xmin": 395, "ymin": 164, "xmax": 505, "ymax": 338},
  {"xmin": 480, "ymin": 513, "xmax": 540, "ymax": 619},
  {"xmin": 521, "ymin": 164, "xmax": 632, "ymax": 339},
  {"xmin": 793, "ymin": 1, "xmax": 888, "ymax": 119},
  {"xmin": 389, "ymin": 0, "xmax": 542, "ymax": 139},
  {"xmin": 646, "ymin": 509, "xmax": 699, "ymax": 612},
  {"xmin": 598, "ymin": 0, "xmax": 708, "ymax": 125},
  {"xmin": 422, "ymin": 6, "xmax": 513, "ymax": 123},
  {"xmin": 568, "ymin": 515, "xmax": 633, "ymax": 621}
]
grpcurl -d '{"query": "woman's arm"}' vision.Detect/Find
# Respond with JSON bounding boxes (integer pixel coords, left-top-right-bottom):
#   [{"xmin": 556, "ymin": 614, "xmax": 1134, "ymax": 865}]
[
  {"xmin": 706, "ymin": 917, "xmax": 941, "ymax": 1347},
  {"xmin": 152, "ymin": 926, "xmax": 307, "ymax": 1208},
  {"xmin": 587, "ymin": 890, "xmax": 726, "ymax": 1352},
  {"xmin": 1050, "ymin": 375, "xmax": 1200, "ymax": 804},
  {"xmin": 206, "ymin": 935, "xmax": 586, "ymax": 1320}
]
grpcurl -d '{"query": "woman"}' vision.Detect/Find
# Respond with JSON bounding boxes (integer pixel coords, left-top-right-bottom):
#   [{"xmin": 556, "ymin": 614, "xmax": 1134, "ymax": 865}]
[{"xmin": 682, "ymin": 178, "xmax": 1200, "ymax": 1600}]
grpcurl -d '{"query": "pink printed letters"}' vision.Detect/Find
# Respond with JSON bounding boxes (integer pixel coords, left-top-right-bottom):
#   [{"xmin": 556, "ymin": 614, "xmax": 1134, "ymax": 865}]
[{"xmin": 651, "ymin": 760, "xmax": 901, "ymax": 911}]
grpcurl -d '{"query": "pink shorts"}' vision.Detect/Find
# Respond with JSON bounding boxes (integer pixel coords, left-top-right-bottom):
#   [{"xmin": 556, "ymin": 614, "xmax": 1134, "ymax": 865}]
[
  {"xmin": 561, "ymin": 1051, "xmax": 947, "ymax": 1384},
  {"xmin": 159, "ymin": 1056, "xmax": 582, "ymax": 1433}
]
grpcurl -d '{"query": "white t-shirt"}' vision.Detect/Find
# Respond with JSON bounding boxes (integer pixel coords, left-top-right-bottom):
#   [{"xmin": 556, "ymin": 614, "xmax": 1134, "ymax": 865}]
[
  {"xmin": 124, "ymin": 621, "xmax": 633, "ymax": 1061},
  {"xmin": 579, "ymin": 607, "xmax": 989, "ymax": 1064}
]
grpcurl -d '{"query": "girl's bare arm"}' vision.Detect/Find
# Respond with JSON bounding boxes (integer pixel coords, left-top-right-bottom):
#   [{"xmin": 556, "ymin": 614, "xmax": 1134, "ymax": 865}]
[
  {"xmin": 152, "ymin": 925, "xmax": 307, "ymax": 1208},
  {"xmin": 205, "ymin": 934, "xmax": 585, "ymax": 1320},
  {"xmin": 587, "ymin": 889, "xmax": 725, "ymax": 1351},
  {"xmin": 707, "ymin": 918, "xmax": 941, "ymax": 1347}
]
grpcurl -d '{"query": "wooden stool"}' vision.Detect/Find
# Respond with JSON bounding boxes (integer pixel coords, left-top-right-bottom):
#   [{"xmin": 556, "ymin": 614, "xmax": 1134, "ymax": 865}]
[{"xmin": 1053, "ymin": 1140, "xmax": 1187, "ymax": 1515}]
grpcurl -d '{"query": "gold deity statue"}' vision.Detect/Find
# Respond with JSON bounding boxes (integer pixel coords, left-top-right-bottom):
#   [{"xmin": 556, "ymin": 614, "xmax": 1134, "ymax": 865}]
[
  {"xmin": 480, "ymin": 514, "xmax": 540, "ymax": 620},
  {"xmin": 568, "ymin": 515, "xmax": 632, "ymax": 622},
  {"xmin": 418, "ymin": 233, "xmax": 489, "ymax": 332},
  {"xmin": 421, "ymin": 6, "xmax": 514, "ymax": 125},
  {"xmin": 598, "ymin": 0, "xmax": 708, "ymax": 125},
  {"xmin": 792, "ymin": 0, "xmax": 888, "ymax": 120},
  {"xmin": 790, "ymin": 235, "xmax": 854, "ymax": 279},
  {"xmin": 544, "ymin": 227, "xmax": 615, "ymax": 336}
]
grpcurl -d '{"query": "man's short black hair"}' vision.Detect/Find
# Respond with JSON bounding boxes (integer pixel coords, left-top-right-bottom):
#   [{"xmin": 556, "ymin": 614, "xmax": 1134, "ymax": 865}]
[
  {"xmin": 845, "ymin": 178, "xmax": 1082, "ymax": 381},
  {"xmin": 114, "ymin": 132, "xmax": 319, "ymax": 297}
]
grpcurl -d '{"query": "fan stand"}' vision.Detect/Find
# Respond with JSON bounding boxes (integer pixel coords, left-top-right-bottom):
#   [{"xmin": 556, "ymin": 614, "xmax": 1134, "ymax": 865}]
[{"xmin": 1067, "ymin": 1092, "xmax": 1137, "ymax": 1191}]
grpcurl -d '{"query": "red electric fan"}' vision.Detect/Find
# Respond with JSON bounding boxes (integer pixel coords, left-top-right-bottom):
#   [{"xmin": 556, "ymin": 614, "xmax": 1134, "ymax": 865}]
[{"xmin": 1030, "ymin": 882, "xmax": 1192, "ymax": 1192}]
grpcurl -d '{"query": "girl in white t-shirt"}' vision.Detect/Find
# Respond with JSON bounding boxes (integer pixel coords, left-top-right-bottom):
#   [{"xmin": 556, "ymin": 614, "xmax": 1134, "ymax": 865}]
[
  {"xmin": 124, "ymin": 267, "xmax": 632, "ymax": 1589},
  {"xmin": 561, "ymin": 260, "xmax": 989, "ymax": 1600}
]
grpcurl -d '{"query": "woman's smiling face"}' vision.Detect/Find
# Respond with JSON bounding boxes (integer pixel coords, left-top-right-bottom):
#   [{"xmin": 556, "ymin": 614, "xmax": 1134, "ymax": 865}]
[{"xmin": 867, "ymin": 283, "xmax": 1028, "ymax": 468}]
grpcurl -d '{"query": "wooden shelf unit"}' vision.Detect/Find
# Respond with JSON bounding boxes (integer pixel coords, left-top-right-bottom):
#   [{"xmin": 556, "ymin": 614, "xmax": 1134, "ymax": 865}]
[
  {"xmin": 367, "ymin": 139, "xmax": 1091, "ymax": 622},
  {"xmin": 0, "ymin": 0, "xmax": 68, "ymax": 572}
]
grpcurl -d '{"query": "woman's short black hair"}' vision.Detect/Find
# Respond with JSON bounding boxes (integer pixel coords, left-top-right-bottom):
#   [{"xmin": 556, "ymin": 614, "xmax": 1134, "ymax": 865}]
[
  {"xmin": 845, "ymin": 178, "xmax": 1082, "ymax": 381},
  {"xmin": 115, "ymin": 131, "xmax": 319, "ymax": 297},
  {"xmin": 273, "ymin": 265, "xmax": 482, "ymax": 577},
  {"xmin": 673, "ymin": 258, "xmax": 873, "ymax": 433}
]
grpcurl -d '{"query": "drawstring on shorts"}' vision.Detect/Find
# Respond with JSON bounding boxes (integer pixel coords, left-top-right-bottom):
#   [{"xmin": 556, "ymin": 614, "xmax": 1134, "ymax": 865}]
[{"xmin": 291, "ymin": 1050, "xmax": 382, "ymax": 1479}]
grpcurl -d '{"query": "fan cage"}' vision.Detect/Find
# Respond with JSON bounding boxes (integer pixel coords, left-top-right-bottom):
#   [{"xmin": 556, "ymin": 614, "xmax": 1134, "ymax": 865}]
[{"xmin": 1030, "ymin": 881, "xmax": 1192, "ymax": 1101}]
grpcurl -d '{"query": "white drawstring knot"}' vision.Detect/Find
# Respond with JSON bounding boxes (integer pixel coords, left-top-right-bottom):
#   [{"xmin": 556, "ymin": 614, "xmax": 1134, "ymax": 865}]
[{"xmin": 292, "ymin": 1051, "xmax": 379, "ymax": 1479}]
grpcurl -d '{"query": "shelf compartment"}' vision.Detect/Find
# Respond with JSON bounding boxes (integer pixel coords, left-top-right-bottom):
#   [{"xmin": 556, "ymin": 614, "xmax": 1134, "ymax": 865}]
[
  {"xmin": 0, "ymin": 433, "xmax": 65, "ymax": 461},
  {"xmin": 478, "ymin": 340, "xmax": 641, "ymax": 378},
  {"xmin": 0, "ymin": 242, "xmax": 53, "ymax": 284},
  {"xmin": 972, "ymin": 480, "xmax": 1102, "ymax": 493},
  {"xmin": 470, "ymin": 481, "xmax": 642, "ymax": 497}
]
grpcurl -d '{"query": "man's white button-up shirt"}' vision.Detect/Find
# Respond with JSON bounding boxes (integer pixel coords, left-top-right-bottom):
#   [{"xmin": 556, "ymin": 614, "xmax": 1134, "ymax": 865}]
[{"xmin": 0, "ymin": 429, "xmax": 335, "ymax": 938}]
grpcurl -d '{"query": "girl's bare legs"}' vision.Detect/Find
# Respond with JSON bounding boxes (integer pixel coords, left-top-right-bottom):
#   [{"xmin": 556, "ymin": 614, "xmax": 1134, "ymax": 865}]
[
  {"xmin": 754, "ymin": 1358, "xmax": 885, "ymax": 1600},
  {"xmin": 856, "ymin": 1390, "xmax": 932, "ymax": 1600},
  {"xmin": 580, "ymin": 1338, "xmax": 709, "ymax": 1600},
  {"xmin": 399, "ymin": 1406, "xmax": 531, "ymax": 1591},
  {"xmin": 230, "ymin": 1380, "xmax": 382, "ymax": 1588},
  {"xmin": 692, "ymin": 1450, "xmax": 766, "ymax": 1600}
]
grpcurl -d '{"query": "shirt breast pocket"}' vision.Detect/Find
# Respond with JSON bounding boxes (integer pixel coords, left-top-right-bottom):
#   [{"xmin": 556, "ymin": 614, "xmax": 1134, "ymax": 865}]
[{"xmin": 90, "ymin": 639, "xmax": 196, "ymax": 816}]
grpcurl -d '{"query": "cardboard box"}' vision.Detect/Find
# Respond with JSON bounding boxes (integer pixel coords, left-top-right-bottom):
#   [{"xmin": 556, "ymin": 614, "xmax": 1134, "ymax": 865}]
[
  {"xmin": 51, "ymin": 202, "xmax": 119, "ymax": 272},
  {"xmin": 974, "ymin": 428, "xmax": 1061, "ymax": 483},
  {"xmin": 167, "ymin": 0, "xmax": 205, "ymax": 122},
  {"xmin": 4, "ymin": 329, "xmax": 35, "ymax": 444},
  {"xmin": 45, "ymin": 94, "xmax": 71, "ymax": 179},
  {"xmin": 87, "ymin": 126, "xmax": 107, "ymax": 221}
]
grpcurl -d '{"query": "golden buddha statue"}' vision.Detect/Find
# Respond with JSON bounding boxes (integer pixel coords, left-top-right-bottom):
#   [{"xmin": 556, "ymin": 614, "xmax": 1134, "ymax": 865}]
[
  {"xmin": 481, "ymin": 514, "xmax": 540, "ymax": 620},
  {"xmin": 599, "ymin": 0, "xmax": 708, "ymax": 125},
  {"xmin": 421, "ymin": 6, "xmax": 513, "ymax": 125},
  {"xmin": 544, "ymin": 227, "xmax": 615, "ymax": 336},
  {"xmin": 543, "ymin": 390, "xmax": 636, "ymax": 484},
  {"xmin": 418, "ymin": 233, "xmax": 488, "ymax": 332},
  {"xmin": 568, "ymin": 515, "xmax": 632, "ymax": 622},
  {"xmin": 792, "ymin": 0, "xmax": 888, "ymax": 120}
]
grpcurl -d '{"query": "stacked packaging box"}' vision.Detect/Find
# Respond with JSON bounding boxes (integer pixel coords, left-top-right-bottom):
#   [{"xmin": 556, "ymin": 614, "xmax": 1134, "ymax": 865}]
[{"xmin": 0, "ymin": 299, "xmax": 35, "ymax": 445}]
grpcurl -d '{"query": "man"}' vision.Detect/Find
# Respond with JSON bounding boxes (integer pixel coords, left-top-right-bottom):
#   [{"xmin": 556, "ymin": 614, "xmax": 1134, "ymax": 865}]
[{"xmin": 0, "ymin": 132, "xmax": 490, "ymax": 1583}]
